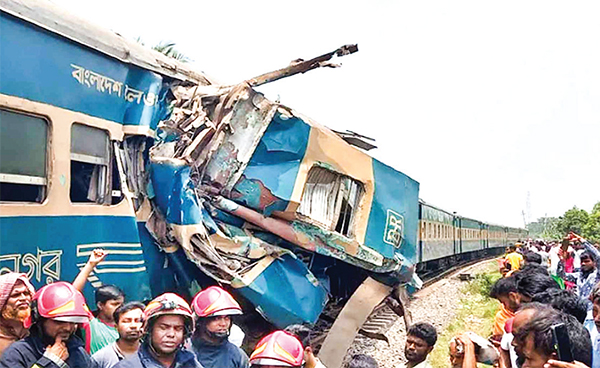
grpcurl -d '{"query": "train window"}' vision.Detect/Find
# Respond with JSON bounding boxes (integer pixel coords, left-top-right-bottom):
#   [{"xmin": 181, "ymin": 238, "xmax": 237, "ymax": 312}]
[
  {"xmin": 70, "ymin": 123, "xmax": 111, "ymax": 204},
  {"xmin": 0, "ymin": 109, "xmax": 48, "ymax": 202},
  {"xmin": 298, "ymin": 166, "xmax": 364, "ymax": 237}
]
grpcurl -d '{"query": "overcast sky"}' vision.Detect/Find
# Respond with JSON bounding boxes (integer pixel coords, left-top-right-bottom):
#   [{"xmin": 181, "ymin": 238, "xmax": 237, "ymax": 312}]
[{"xmin": 52, "ymin": 0, "xmax": 600, "ymax": 227}]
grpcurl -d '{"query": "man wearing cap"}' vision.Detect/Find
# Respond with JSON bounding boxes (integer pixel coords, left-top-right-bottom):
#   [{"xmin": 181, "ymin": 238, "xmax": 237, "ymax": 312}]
[
  {"xmin": 0, "ymin": 281, "xmax": 96, "ymax": 368},
  {"xmin": 0, "ymin": 273, "xmax": 35, "ymax": 358},
  {"xmin": 190, "ymin": 286, "xmax": 248, "ymax": 368},
  {"xmin": 113, "ymin": 293, "xmax": 202, "ymax": 368}
]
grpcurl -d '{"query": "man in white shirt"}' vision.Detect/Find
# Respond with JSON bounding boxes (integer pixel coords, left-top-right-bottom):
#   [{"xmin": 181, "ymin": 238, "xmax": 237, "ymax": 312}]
[{"xmin": 401, "ymin": 322, "xmax": 437, "ymax": 368}]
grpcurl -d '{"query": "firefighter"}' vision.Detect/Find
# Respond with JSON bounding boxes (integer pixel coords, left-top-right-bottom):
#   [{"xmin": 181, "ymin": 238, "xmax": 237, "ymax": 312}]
[
  {"xmin": 0, "ymin": 282, "xmax": 95, "ymax": 368},
  {"xmin": 249, "ymin": 330, "xmax": 304, "ymax": 368},
  {"xmin": 113, "ymin": 293, "xmax": 201, "ymax": 368},
  {"xmin": 190, "ymin": 286, "xmax": 248, "ymax": 368}
]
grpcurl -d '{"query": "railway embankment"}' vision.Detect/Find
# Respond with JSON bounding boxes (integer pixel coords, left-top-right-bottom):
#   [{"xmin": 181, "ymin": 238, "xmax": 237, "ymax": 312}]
[{"xmin": 344, "ymin": 259, "xmax": 501, "ymax": 368}]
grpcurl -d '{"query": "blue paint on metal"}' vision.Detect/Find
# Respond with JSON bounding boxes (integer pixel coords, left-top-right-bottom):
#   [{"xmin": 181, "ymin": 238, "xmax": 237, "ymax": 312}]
[
  {"xmin": 0, "ymin": 11, "xmax": 173, "ymax": 130},
  {"xmin": 231, "ymin": 177, "xmax": 289, "ymax": 216},
  {"xmin": 0, "ymin": 215, "xmax": 151, "ymax": 302},
  {"xmin": 150, "ymin": 161, "xmax": 203, "ymax": 225},
  {"xmin": 236, "ymin": 254, "xmax": 328, "ymax": 327},
  {"xmin": 241, "ymin": 112, "xmax": 311, "ymax": 202},
  {"xmin": 364, "ymin": 159, "xmax": 420, "ymax": 262},
  {"xmin": 137, "ymin": 223, "xmax": 179, "ymax": 297}
]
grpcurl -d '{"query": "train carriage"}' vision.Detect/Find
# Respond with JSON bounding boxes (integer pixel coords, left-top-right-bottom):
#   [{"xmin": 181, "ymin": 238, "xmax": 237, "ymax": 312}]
[
  {"xmin": 488, "ymin": 224, "xmax": 507, "ymax": 249},
  {"xmin": 418, "ymin": 201, "xmax": 456, "ymax": 263},
  {"xmin": 0, "ymin": 0, "xmax": 216, "ymax": 300},
  {"xmin": 459, "ymin": 217, "xmax": 484, "ymax": 253}
]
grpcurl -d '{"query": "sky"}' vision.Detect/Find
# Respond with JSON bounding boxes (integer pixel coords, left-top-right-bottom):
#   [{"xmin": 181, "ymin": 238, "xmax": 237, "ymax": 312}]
[{"xmin": 51, "ymin": 0, "xmax": 600, "ymax": 227}]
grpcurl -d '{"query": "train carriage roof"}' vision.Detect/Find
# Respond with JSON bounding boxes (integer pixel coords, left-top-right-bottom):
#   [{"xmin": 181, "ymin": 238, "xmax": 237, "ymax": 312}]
[
  {"xmin": 0, "ymin": 0, "xmax": 215, "ymax": 86},
  {"xmin": 418, "ymin": 200, "xmax": 455, "ymax": 217}
]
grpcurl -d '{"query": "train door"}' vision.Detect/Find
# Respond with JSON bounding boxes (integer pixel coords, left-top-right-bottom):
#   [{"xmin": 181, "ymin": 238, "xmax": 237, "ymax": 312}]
[
  {"xmin": 482, "ymin": 223, "xmax": 488, "ymax": 249},
  {"xmin": 454, "ymin": 217, "xmax": 461, "ymax": 255},
  {"xmin": 418, "ymin": 203, "xmax": 423, "ymax": 264}
]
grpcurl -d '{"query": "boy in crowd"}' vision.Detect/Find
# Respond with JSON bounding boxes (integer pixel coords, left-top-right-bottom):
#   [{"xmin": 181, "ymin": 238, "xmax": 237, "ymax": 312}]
[
  {"xmin": 92, "ymin": 302, "xmax": 145, "ymax": 368},
  {"xmin": 87, "ymin": 285, "xmax": 125, "ymax": 354},
  {"xmin": 402, "ymin": 323, "xmax": 437, "ymax": 368}
]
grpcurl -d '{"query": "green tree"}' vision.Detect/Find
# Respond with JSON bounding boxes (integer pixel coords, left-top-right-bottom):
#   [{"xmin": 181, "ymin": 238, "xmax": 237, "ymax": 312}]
[
  {"xmin": 556, "ymin": 206, "xmax": 589, "ymax": 235},
  {"xmin": 583, "ymin": 201, "xmax": 600, "ymax": 242}
]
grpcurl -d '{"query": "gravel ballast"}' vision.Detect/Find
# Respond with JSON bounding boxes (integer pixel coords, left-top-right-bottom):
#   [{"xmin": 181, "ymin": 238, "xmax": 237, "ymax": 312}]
[{"xmin": 342, "ymin": 260, "xmax": 496, "ymax": 368}]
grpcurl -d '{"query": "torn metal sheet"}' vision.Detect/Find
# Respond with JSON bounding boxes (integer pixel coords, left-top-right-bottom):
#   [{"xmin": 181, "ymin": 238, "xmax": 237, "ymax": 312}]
[
  {"xmin": 202, "ymin": 85, "xmax": 278, "ymax": 194},
  {"xmin": 246, "ymin": 44, "xmax": 358, "ymax": 87},
  {"xmin": 231, "ymin": 254, "xmax": 329, "ymax": 327}
]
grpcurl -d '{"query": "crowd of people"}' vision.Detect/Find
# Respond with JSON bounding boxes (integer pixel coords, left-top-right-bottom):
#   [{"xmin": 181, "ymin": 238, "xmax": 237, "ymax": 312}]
[
  {"xmin": 449, "ymin": 232, "xmax": 600, "ymax": 368},
  {"xmin": 0, "ymin": 249, "xmax": 334, "ymax": 368},
  {"xmin": 1, "ymin": 233, "xmax": 599, "ymax": 368}
]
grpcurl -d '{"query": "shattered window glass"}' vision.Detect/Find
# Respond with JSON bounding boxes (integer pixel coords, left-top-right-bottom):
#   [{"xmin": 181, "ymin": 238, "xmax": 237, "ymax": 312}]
[
  {"xmin": 298, "ymin": 166, "xmax": 364, "ymax": 237},
  {"xmin": 70, "ymin": 123, "xmax": 111, "ymax": 204},
  {"xmin": 0, "ymin": 109, "xmax": 48, "ymax": 202}
]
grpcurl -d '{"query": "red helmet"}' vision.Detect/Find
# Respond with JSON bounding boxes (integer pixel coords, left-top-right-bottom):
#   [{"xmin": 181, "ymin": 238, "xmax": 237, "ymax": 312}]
[
  {"xmin": 250, "ymin": 330, "xmax": 304, "ymax": 367},
  {"xmin": 25, "ymin": 282, "xmax": 91, "ymax": 328},
  {"xmin": 191, "ymin": 286, "xmax": 242, "ymax": 318},
  {"xmin": 144, "ymin": 293, "xmax": 193, "ymax": 324}
]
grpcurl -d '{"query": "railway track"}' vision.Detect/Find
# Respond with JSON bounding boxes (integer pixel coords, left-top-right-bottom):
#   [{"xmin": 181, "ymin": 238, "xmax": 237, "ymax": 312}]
[{"xmin": 357, "ymin": 255, "xmax": 500, "ymax": 342}]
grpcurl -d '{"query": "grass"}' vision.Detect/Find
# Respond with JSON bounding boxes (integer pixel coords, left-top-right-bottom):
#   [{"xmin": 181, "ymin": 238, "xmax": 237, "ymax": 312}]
[{"xmin": 429, "ymin": 261, "xmax": 502, "ymax": 368}]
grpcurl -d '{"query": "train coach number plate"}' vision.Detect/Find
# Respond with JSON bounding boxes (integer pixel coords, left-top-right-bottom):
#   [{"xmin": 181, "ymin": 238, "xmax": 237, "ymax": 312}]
[{"xmin": 384, "ymin": 209, "xmax": 404, "ymax": 248}]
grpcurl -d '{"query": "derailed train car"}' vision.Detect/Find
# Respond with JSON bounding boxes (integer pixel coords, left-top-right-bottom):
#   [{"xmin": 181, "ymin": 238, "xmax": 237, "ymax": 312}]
[
  {"xmin": 137, "ymin": 83, "xmax": 422, "ymax": 365},
  {"xmin": 0, "ymin": 0, "xmax": 420, "ymax": 366}
]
